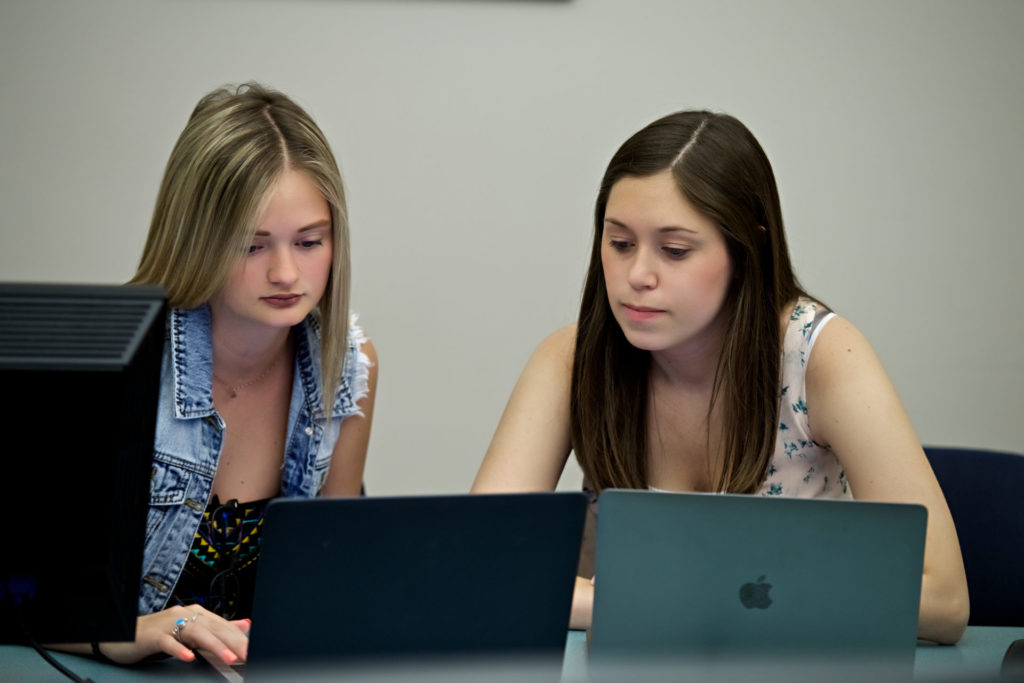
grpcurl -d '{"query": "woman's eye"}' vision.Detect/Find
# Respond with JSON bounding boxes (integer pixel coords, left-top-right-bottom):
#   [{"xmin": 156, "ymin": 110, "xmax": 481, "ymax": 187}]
[
  {"xmin": 664, "ymin": 246, "xmax": 690, "ymax": 259},
  {"xmin": 247, "ymin": 244, "xmax": 263, "ymax": 255},
  {"xmin": 609, "ymin": 240, "xmax": 632, "ymax": 252},
  {"xmin": 298, "ymin": 239, "xmax": 324, "ymax": 249}
]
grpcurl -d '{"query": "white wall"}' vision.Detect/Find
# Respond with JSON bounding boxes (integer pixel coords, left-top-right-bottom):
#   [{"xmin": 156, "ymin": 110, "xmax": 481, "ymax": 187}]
[{"xmin": 1, "ymin": 0, "xmax": 1021, "ymax": 494}]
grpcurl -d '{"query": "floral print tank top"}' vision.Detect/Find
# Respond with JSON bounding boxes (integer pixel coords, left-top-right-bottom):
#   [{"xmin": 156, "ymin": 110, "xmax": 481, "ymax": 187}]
[{"xmin": 759, "ymin": 299, "xmax": 853, "ymax": 499}]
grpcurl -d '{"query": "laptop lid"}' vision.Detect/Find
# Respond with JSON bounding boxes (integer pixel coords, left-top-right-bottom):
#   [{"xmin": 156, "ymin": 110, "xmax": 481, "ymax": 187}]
[
  {"xmin": 590, "ymin": 490, "xmax": 926, "ymax": 664},
  {"xmin": 246, "ymin": 492, "xmax": 586, "ymax": 671}
]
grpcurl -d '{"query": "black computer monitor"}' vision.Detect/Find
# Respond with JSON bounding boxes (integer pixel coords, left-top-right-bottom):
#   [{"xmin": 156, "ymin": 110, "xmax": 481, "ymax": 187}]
[{"xmin": 0, "ymin": 282, "xmax": 166, "ymax": 644}]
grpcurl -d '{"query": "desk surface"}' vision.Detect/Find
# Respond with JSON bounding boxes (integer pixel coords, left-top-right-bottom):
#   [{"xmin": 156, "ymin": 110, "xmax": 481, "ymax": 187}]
[
  {"xmin": 565, "ymin": 627, "xmax": 1024, "ymax": 681},
  {"xmin": 3, "ymin": 626, "xmax": 1022, "ymax": 682}
]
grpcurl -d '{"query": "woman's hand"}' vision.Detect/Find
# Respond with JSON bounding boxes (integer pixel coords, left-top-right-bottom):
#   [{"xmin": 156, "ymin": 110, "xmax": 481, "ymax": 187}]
[
  {"xmin": 570, "ymin": 576, "xmax": 595, "ymax": 631},
  {"xmin": 98, "ymin": 604, "xmax": 250, "ymax": 665}
]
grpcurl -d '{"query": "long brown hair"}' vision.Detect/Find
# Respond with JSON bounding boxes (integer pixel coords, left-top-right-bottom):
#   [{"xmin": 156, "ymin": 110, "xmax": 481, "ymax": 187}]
[
  {"xmin": 131, "ymin": 82, "xmax": 351, "ymax": 415},
  {"xmin": 571, "ymin": 111, "xmax": 807, "ymax": 494}
]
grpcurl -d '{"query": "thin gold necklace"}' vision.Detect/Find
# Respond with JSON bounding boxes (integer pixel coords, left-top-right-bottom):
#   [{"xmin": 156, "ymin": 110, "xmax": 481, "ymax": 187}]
[{"xmin": 213, "ymin": 356, "xmax": 281, "ymax": 399}]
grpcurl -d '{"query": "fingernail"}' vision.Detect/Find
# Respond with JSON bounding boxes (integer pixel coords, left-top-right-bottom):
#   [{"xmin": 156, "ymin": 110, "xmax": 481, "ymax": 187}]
[
  {"xmin": 181, "ymin": 649, "xmax": 195, "ymax": 662},
  {"xmin": 223, "ymin": 650, "xmax": 237, "ymax": 663}
]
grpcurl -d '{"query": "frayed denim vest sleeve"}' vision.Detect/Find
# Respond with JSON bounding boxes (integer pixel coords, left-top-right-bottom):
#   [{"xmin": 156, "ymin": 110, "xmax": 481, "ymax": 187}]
[{"xmin": 279, "ymin": 312, "xmax": 371, "ymax": 498}]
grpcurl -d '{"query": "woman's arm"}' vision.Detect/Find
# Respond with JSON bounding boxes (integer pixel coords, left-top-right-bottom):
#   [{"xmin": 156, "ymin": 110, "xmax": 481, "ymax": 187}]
[
  {"xmin": 322, "ymin": 339, "xmax": 378, "ymax": 497},
  {"xmin": 806, "ymin": 317, "xmax": 969, "ymax": 644},
  {"xmin": 471, "ymin": 325, "xmax": 576, "ymax": 493},
  {"xmin": 472, "ymin": 326, "xmax": 594, "ymax": 627}
]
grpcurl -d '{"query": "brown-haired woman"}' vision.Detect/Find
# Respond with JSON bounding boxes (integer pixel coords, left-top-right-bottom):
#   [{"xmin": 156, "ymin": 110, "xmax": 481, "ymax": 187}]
[{"xmin": 472, "ymin": 111, "xmax": 968, "ymax": 645}]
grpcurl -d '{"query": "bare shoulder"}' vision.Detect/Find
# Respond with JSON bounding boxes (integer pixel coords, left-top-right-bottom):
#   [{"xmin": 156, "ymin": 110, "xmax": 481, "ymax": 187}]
[
  {"xmin": 804, "ymin": 313, "xmax": 910, "ymax": 464},
  {"xmin": 533, "ymin": 323, "xmax": 576, "ymax": 364},
  {"xmin": 514, "ymin": 324, "xmax": 577, "ymax": 405},
  {"xmin": 804, "ymin": 314, "xmax": 902, "ymax": 452},
  {"xmin": 471, "ymin": 323, "xmax": 577, "ymax": 493},
  {"xmin": 512, "ymin": 322, "xmax": 577, "ymax": 417},
  {"xmin": 806, "ymin": 315, "xmax": 881, "ymax": 382}
]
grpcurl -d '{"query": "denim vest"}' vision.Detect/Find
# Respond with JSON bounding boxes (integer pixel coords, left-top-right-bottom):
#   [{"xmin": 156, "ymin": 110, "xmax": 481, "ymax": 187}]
[{"xmin": 138, "ymin": 305, "xmax": 369, "ymax": 614}]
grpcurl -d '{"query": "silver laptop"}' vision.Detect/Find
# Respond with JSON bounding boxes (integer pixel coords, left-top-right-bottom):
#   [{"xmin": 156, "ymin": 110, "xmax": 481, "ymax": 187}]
[{"xmin": 589, "ymin": 490, "xmax": 926, "ymax": 671}]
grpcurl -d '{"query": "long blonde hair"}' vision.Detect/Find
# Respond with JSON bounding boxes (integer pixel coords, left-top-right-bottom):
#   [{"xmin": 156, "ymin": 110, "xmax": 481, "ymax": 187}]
[{"xmin": 131, "ymin": 82, "xmax": 351, "ymax": 413}]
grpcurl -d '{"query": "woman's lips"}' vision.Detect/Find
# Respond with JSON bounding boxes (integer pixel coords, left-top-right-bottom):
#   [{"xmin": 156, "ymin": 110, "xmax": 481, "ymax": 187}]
[
  {"xmin": 623, "ymin": 304, "xmax": 665, "ymax": 322},
  {"xmin": 262, "ymin": 294, "xmax": 302, "ymax": 308}
]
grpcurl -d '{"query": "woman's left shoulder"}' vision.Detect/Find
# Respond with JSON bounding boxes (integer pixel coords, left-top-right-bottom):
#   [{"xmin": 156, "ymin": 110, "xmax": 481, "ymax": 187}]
[
  {"xmin": 357, "ymin": 335, "xmax": 378, "ymax": 366},
  {"xmin": 346, "ymin": 312, "xmax": 365, "ymax": 341},
  {"xmin": 345, "ymin": 314, "xmax": 376, "ymax": 364},
  {"xmin": 806, "ymin": 314, "xmax": 879, "ymax": 375},
  {"xmin": 340, "ymin": 314, "xmax": 377, "ymax": 407},
  {"xmin": 804, "ymin": 312, "xmax": 899, "ymax": 443}
]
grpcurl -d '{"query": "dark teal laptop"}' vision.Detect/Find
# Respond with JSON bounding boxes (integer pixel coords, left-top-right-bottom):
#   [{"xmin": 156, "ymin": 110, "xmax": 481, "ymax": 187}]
[
  {"xmin": 244, "ymin": 492, "xmax": 586, "ymax": 679},
  {"xmin": 590, "ymin": 490, "xmax": 926, "ymax": 672}
]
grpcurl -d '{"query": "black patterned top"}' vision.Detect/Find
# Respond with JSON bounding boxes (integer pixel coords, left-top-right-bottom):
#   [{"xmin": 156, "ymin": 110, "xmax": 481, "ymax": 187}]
[{"xmin": 170, "ymin": 495, "xmax": 271, "ymax": 619}]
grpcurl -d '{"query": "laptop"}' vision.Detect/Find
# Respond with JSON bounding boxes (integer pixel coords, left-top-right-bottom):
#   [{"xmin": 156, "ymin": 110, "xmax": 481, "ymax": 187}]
[
  {"xmin": 241, "ymin": 492, "xmax": 586, "ymax": 679},
  {"xmin": 589, "ymin": 490, "xmax": 926, "ymax": 672}
]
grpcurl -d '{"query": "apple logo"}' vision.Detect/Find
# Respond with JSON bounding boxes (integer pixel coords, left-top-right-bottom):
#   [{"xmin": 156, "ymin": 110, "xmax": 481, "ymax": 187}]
[{"xmin": 739, "ymin": 575, "xmax": 773, "ymax": 609}]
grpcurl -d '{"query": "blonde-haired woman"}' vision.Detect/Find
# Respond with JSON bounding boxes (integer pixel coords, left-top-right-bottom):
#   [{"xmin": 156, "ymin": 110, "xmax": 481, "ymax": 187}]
[{"xmin": 72, "ymin": 83, "xmax": 377, "ymax": 665}]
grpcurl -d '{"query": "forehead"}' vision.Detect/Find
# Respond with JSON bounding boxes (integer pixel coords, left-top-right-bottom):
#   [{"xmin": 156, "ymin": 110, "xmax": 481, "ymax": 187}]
[
  {"xmin": 605, "ymin": 170, "xmax": 717, "ymax": 236},
  {"xmin": 254, "ymin": 168, "xmax": 331, "ymax": 231}
]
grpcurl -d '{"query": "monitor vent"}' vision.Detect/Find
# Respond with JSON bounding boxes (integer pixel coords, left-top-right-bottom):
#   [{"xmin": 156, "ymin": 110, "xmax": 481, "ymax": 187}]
[{"xmin": 0, "ymin": 294, "xmax": 164, "ymax": 370}]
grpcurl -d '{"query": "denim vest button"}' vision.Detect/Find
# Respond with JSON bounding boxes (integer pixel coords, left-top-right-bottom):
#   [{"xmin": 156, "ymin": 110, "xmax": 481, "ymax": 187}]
[
  {"xmin": 184, "ymin": 498, "xmax": 204, "ymax": 511},
  {"xmin": 305, "ymin": 427, "xmax": 313, "ymax": 436}
]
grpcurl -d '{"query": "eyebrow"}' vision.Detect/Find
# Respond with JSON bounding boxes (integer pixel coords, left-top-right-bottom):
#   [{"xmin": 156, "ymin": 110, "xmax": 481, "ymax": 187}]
[
  {"xmin": 254, "ymin": 220, "xmax": 331, "ymax": 237},
  {"xmin": 603, "ymin": 218, "xmax": 698, "ymax": 235}
]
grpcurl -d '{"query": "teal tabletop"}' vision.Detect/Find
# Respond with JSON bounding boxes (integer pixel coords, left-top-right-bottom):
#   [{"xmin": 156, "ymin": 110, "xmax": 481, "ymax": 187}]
[{"xmin": 2, "ymin": 626, "xmax": 1022, "ymax": 682}]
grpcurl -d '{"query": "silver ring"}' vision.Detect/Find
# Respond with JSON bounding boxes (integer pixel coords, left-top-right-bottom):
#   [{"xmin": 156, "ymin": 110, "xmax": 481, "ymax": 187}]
[{"xmin": 171, "ymin": 613, "xmax": 199, "ymax": 643}]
